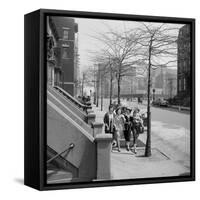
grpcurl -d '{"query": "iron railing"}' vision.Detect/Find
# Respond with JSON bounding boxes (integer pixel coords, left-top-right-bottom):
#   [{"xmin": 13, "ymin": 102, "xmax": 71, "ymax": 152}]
[{"xmin": 47, "ymin": 143, "xmax": 75, "ymax": 164}]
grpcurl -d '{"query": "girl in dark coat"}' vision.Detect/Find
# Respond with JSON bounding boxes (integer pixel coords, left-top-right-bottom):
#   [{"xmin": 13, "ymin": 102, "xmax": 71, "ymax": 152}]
[
  {"xmin": 103, "ymin": 105, "xmax": 117, "ymax": 150},
  {"xmin": 103, "ymin": 105, "xmax": 115, "ymax": 134},
  {"xmin": 131, "ymin": 108, "xmax": 144, "ymax": 153},
  {"xmin": 123, "ymin": 108, "xmax": 133, "ymax": 151}
]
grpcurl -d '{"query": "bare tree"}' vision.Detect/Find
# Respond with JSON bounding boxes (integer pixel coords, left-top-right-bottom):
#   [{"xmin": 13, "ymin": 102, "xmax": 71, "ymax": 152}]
[
  {"xmin": 107, "ymin": 57, "xmax": 115, "ymax": 105},
  {"xmin": 89, "ymin": 52, "xmax": 116, "ymax": 106},
  {"xmin": 91, "ymin": 29, "xmax": 141, "ymax": 105},
  {"xmin": 132, "ymin": 22, "xmax": 180, "ymax": 157},
  {"xmin": 97, "ymin": 62, "xmax": 111, "ymax": 110}
]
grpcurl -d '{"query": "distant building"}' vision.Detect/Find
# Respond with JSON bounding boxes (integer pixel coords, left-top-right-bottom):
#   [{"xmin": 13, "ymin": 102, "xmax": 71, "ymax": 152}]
[
  {"xmin": 47, "ymin": 16, "xmax": 78, "ymax": 96},
  {"xmin": 177, "ymin": 24, "xmax": 191, "ymax": 98},
  {"xmin": 151, "ymin": 67, "xmax": 165, "ymax": 98},
  {"xmin": 151, "ymin": 66, "xmax": 177, "ymax": 99},
  {"xmin": 112, "ymin": 67, "xmax": 139, "ymax": 97},
  {"xmin": 165, "ymin": 71, "xmax": 177, "ymax": 98},
  {"xmin": 103, "ymin": 77, "xmax": 110, "ymax": 98},
  {"xmin": 74, "ymin": 36, "xmax": 80, "ymax": 96},
  {"xmin": 120, "ymin": 76, "xmax": 137, "ymax": 95}
]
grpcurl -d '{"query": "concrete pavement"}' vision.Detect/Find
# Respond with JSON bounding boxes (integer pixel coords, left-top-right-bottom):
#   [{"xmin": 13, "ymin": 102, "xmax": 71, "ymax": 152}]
[{"xmin": 92, "ymin": 100, "xmax": 190, "ymax": 180}]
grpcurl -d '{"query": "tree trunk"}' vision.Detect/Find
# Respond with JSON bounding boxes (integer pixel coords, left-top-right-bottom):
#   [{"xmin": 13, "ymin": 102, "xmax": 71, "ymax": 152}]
[
  {"xmin": 93, "ymin": 80, "xmax": 96, "ymax": 104},
  {"xmin": 145, "ymin": 38, "xmax": 153, "ymax": 157},
  {"xmin": 96, "ymin": 68, "xmax": 100, "ymax": 107},
  {"xmin": 93, "ymin": 67, "xmax": 96, "ymax": 104},
  {"xmin": 117, "ymin": 76, "xmax": 121, "ymax": 105},
  {"xmin": 96, "ymin": 78, "xmax": 99, "ymax": 107},
  {"xmin": 101, "ymin": 73, "xmax": 103, "ymax": 111},
  {"xmin": 109, "ymin": 72, "xmax": 113, "ymax": 106}
]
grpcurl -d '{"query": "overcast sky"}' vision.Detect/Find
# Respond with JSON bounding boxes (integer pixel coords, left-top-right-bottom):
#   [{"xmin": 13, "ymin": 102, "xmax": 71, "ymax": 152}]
[{"xmin": 75, "ymin": 18, "xmax": 183, "ymax": 73}]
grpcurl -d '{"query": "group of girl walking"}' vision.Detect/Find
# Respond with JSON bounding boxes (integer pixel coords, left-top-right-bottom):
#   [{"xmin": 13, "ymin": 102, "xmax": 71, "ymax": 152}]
[{"xmin": 103, "ymin": 104, "xmax": 144, "ymax": 154}]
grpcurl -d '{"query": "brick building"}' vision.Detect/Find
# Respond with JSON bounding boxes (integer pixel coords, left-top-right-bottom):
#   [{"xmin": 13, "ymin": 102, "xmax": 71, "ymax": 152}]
[
  {"xmin": 177, "ymin": 24, "xmax": 191, "ymax": 99},
  {"xmin": 47, "ymin": 16, "xmax": 78, "ymax": 96}
]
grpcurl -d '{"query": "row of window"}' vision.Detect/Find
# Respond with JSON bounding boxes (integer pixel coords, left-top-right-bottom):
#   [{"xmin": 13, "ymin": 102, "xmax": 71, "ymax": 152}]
[
  {"xmin": 178, "ymin": 78, "xmax": 186, "ymax": 92},
  {"xmin": 63, "ymin": 29, "xmax": 69, "ymax": 40},
  {"xmin": 62, "ymin": 28, "xmax": 71, "ymax": 59}
]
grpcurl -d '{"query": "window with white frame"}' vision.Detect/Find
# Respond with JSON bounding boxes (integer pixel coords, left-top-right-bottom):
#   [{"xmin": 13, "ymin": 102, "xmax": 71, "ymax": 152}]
[
  {"xmin": 63, "ymin": 29, "xmax": 69, "ymax": 40},
  {"xmin": 62, "ymin": 47, "xmax": 68, "ymax": 59}
]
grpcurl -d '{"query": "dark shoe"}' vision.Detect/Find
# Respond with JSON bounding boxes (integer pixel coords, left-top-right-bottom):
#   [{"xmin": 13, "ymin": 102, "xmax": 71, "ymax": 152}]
[
  {"xmin": 112, "ymin": 142, "xmax": 117, "ymax": 147},
  {"xmin": 117, "ymin": 148, "xmax": 121, "ymax": 152},
  {"xmin": 130, "ymin": 147, "xmax": 134, "ymax": 151},
  {"xmin": 131, "ymin": 148, "xmax": 136, "ymax": 154},
  {"xmin": 126, "ymin": 146, "xmax": 130, "ymax": 151}
]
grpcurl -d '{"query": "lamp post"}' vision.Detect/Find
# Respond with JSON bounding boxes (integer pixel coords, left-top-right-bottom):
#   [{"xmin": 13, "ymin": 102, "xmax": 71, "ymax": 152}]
[{"xmin": 153, "ymin": 88, "xmax": 155, "ymax": 101}]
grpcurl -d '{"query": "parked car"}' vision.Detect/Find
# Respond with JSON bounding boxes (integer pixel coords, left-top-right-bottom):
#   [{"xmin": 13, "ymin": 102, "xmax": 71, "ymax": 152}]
[
  {"xmin": 152, "ymin": 98, "xmax": 169, "ymax": 107},
  {"xmin": 138, "ymin": 97, "xmax": 143, "ymax": 104}
]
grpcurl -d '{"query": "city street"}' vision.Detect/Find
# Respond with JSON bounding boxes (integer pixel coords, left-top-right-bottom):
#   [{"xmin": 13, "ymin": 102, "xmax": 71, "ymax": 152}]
[
  {"xmin": 124, "ymin": 99, "xmax": 190, "ymax": 167},
  {"xmin": 93, "ymin": 98, "xmax": 190, "ymax": 178}
]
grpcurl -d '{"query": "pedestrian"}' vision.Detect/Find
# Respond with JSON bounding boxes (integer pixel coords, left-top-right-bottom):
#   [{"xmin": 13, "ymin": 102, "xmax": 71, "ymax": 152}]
[
  {"xmin": 103, "ymin": 104, "xmax": 116, "ymax": 147},
  {"xmin": 131, "ymin": 108, "xmax": 144, "ymax": 153},
  {"xmin": 113, "ymin": 107, "xmax": 125, "ymax": 152},
  {"xmin": 123, "ymin": 107, "xmax": 133, "ymax": 151}
]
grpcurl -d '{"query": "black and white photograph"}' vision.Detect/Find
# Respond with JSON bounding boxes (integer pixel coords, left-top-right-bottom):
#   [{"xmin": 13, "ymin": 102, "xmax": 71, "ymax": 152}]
[
  {"xmin": 1, "ymin": 0, "xmax": 200, "ymax": 197},
  {"xmin": 46, "ymin": 14, "xmax": 193, "ymax": 185}
]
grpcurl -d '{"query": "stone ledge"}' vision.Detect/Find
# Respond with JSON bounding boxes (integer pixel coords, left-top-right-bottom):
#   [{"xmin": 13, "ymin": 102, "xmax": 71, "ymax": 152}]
[
  {"xmin": 87, "ymin": 109, "xmax": 94, "ymax": 114},
  {"xmin": 87, "ymin": 113, "xmax": 96, "ymax": 118},
  {"xmin": 91, "ymin": 122, "xmax": 103, "ymax": 128},
  {"xmin": 95, "ymin": 134, "xmax": 113, "ymax": 141},
  {"xmin": 87, "ymin": 113, "xmax": 96, "ymax": 125}
]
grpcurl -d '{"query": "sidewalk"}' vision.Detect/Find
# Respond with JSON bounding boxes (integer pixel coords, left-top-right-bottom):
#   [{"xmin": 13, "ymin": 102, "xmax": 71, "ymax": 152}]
[{"xmin": 92, "ymin": 104, "xmax": 190, "ymax": 180}]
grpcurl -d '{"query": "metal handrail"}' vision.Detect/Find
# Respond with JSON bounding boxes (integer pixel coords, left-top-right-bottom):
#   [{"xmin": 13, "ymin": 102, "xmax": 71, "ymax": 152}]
[
  {"xmin": 47, "ymin": 143, "xmax": 75, "ymax": 164},
  {"xmin": 54, "ymin": 86, "xmax": 92, "ymax": 111}
]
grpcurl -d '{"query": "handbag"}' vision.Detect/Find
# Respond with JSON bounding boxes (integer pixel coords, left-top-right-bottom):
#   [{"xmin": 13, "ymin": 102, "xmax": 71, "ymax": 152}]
[{"xmin": 139, "ymin": 125, "xmax": 144, "ymax": 133}]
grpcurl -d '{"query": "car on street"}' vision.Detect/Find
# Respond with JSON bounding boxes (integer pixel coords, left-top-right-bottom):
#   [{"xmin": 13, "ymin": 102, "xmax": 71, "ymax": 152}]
[{"xmin": 152, "ymin": 98, "xmax": 169, "ymax": 107}]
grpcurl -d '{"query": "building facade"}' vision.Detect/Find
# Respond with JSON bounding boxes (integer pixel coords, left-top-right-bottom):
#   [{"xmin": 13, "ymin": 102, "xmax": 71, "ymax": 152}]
[
  {"xmin": 47, "ymin": 16, "xmax": 78, "ymax": 96},
  {"xmin": 177, "ymin": 24, "xmax": 191, "ymax": 99},
  {"xmin": 74, "ymin": 36, "xmax": 80, "ymax": 97},
  {"xmin": 151, "ymin": 67, "xmax": 177, "ymax": 99}
]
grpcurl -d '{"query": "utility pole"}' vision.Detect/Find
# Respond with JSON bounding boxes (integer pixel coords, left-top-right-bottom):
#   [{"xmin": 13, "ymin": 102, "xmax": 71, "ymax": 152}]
[{"xmin": 152, "ymin": 88, "xmax": 155, "ymax": 101}]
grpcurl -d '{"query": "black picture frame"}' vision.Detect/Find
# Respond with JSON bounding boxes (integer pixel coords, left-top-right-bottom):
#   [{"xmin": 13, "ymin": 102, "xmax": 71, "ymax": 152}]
[{"xmin": 24, "ymin": 9, "xmax": 195, "ymax": 191}]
